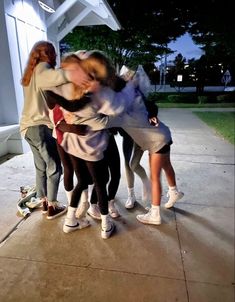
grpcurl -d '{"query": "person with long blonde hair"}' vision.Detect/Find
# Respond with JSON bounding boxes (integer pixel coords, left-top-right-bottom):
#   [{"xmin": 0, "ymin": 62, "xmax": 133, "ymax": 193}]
[{"xmin": 20, "ymin": 41, "xmax": 90, "ymax": 220}]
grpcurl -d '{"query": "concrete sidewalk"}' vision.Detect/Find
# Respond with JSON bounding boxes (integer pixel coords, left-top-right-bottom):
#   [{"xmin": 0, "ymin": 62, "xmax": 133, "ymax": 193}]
[{"xmin": 0, "ymin": 109, "xmax": 234, "ymax": 302}]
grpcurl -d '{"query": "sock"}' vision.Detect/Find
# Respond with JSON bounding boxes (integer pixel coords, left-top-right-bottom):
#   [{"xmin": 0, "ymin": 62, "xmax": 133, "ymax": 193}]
[
  {"xmin": 101, "ymin": 214, "xmax": 110, "ymax": 229},
  {"xmin": 65, "ymin": 189, "xmax": 73, "ymax": 205},
  {"xmin": 67, "ymin": 206, "xmax": 76, "ymax": 218},
  {"xmin": 80, "ymin": 189, "xmax": 88, "ymax": 204},
  {"xmin": 127, "ymin": 187, "xmax": 135, "ymax": 197},
  {"xmin": 169, "ymin": 186, "xmax": 177, "ymax": 192},
  {"xmin": 65, "ymin": 206, "xmax": 77, "ymax": 226},
  {"xmin": 151, "ymin": 205, "xmax": 160, "ymax": 215}
]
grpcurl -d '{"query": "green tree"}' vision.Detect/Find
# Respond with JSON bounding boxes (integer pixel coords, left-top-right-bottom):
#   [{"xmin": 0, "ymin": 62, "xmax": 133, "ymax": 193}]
[
  {"xmin": 187, "ymin": 0, "xmax": 235, "ymax": 83},
  {"xmin": 61, "ymin": 1, "xmax": 191, "ymax": 70}
]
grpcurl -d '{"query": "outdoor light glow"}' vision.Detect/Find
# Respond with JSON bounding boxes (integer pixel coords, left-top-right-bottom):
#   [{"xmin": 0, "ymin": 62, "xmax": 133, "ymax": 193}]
[{"xmin": 38, "ymin": 1, "xmax": 55, "ymax": 13}]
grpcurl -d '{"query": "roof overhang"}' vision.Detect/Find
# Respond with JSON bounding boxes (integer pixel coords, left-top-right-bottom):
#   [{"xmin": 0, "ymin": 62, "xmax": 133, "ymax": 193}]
[{"xmin": 43, "ymin": 0, "xmax": 121, "ymax": 42}]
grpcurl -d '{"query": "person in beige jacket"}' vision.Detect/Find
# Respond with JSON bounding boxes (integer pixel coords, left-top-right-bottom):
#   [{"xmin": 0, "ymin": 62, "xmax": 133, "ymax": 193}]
[{"xmin": 20, "ymin": 40, "xmax": 90, "ymax": 221}]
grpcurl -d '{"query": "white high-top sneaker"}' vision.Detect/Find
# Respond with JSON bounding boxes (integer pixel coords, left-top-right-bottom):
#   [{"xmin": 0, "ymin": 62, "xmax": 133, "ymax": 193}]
[
  {"xmin": 136, "ymin": 206, "xmax": 161, "ymax": 225},
  {"xmin": 101, "ymin": 214, "xmax": 116, "ymax": 239},
  {"xmin": 165, "ymin": 190, "xmax": 184, "ymax": 209},
  {"xmin": 63, "ymin": 206, "xmax": 90, "ymax": 233}
]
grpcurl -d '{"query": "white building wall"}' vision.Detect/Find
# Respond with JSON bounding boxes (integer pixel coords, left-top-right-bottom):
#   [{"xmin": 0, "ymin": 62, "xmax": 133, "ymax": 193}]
[
  {"xmin": 0, "ymin": 0, "xmax": 120, "ymax": 157},
  {"xmin": 0, "ymin": 0, "xmax": 47, "ymax": 156}
]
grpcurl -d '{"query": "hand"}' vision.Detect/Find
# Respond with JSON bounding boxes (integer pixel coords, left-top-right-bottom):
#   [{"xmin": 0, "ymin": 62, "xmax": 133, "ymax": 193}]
[
  {"xmin": 149, "ymin": 117, "xmax": 159, "ymax": 127},
  {"xmin": 66, "ymin": 65, "xmax": 91, "ymax": 88},
  {"xmin": 87, "ymin": 80, "xmax": 101, "ymax": 93},
  {"xmin": 63, "ymin": 112, "xmax": 78, "ymax": 124}
]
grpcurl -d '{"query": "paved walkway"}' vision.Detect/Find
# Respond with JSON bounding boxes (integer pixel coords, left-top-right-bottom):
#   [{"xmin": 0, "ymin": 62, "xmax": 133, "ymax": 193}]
[{"xmin": 0, "ymin": 109, "xmax": 234, "ymax": 302}]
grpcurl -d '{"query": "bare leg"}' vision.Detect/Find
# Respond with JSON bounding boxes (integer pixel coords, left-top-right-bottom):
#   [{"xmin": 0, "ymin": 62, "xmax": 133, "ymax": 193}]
[
  {"xmin": 161, "ymin": 152, "xmax": 176, "ymax": 187},
  {"xmin": 149, "ymin": 153, "xmax": 166, "ymax": 206}
]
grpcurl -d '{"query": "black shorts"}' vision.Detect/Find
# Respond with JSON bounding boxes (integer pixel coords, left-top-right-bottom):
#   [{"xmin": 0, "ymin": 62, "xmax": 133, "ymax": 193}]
[{"xmin": 156, "ymin": 141, "xmax": 172, "ymax": 154}]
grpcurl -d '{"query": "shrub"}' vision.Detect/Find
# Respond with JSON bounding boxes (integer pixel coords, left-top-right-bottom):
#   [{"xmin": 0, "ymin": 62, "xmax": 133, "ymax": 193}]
[
  {"xmin": 167, "ymin": 95, "xmax": 182, "ymax": 103},
  {"xmin": 216, "ymin": 92, "xmax": 235, "ymax": 102},
  {"xmin": 198, "ymin": 96, "xmax": 208, "ymax": 104}
]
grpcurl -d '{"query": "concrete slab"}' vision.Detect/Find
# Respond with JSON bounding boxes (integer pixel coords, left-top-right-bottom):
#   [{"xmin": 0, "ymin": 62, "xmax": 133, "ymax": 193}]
[
  {"xmin": 175, "ymin": 204, "xmax": 234, "ymax": 284},
  {"xmin": 0, "ymin": 189, "xmax": 24, "ymax": 242},
  {"xmin": 0, "ymin": 206, "xmax": 184, "ymax": 279},
  {"xmin": 0, "ymin": 108, "xmax": 234, "ymax": 302},
  {"xmin": 187, "ymin": 282, "xmax": 234, "ymax": 302},
  {"xmin": 0, "ymin": 257, "xmax": 188, "ymax": 302}
]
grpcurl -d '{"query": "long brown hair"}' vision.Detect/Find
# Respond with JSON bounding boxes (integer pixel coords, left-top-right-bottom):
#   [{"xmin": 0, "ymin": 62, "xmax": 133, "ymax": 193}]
[{"xmin": 21, "ymin": 41, "xmax": 56, "ymax": 86}]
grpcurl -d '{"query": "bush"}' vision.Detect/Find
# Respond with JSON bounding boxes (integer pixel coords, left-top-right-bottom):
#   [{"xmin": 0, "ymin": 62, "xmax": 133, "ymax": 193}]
[
  {"xmin": 147, "ymin": 91, "xmax": 235, "ymax": 104},
  {"xmin": 216, "ymin": 92, "xmax": 235, "ymax": 102},
  {"xmin": 167, "ymin": 95, "xmax": 182, "ymax": 103},
  {"xmin": 198, "ymin": 96, "xmax": 208, "ymax": 104}
]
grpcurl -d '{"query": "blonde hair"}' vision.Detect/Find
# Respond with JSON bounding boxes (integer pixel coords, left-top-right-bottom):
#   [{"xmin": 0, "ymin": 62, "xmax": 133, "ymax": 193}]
[
  {"xmin": 21, "ymin": 41, "xmax": 56, "ymax": 86},
  {"xmin": 60, "ymin": 51, "xmax": 117, "ymax": 100},
  {"xmin": 81, "ymin": 50, "xmax": 116, "ymax": 87}
]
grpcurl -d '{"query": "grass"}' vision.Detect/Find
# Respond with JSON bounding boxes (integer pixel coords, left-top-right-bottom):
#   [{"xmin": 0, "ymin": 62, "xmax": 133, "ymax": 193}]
[
  {"xmin": 194, "ymin": 111, "xmax": 235, "ymax": 144},
  {"xmin": 158, "ymin": 102, "xmax": 235, "ymax": 108}
]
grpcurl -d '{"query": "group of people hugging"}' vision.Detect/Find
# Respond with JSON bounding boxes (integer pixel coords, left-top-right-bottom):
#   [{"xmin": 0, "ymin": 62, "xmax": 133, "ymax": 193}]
[{"xmin": 20, "ymin": 41, "xmax": 184, "ymax": 239}]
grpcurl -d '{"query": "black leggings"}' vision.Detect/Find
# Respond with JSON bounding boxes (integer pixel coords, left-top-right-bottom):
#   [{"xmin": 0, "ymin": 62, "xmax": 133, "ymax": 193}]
[
  {"xmin": 57, "ymin": 144, "xmax": 109, "ymax": 214},
  {"xmin": 90, "ymin": 134, "xmax": 121, "ymax": 204}
]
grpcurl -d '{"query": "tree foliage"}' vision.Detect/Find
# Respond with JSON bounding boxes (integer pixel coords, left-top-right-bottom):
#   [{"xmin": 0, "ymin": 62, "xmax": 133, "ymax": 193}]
[
  {"xmin": 61, "ymin": 1, "xmax": 191, "ymax": 69},
  {"xmin": 61, "ymin": 0, "xmax": 235, "ymax": 81}
]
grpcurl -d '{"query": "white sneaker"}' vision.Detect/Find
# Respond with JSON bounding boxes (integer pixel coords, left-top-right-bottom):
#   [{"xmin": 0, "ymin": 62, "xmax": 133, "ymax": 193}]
[
  {"xmin": 87, "ymin": 204, "xmax": 101, "ymax": 220},
  {"xmin": 125, "ymin": 195, "xmax": 136, "ymax": 209},
  {"xmin": 108, "ymin": 200, "xmax": 120, "ymax": 218},
  {"xmin": 101, "ymin": 221, "xmax": 116, "ymax": 239},
  {"xmin": 75, "ymin": 201, "xmax": 90, "ymax": 219},
  {"xmin": 165, "ymin": 191, "xmax": 184, "ymax": 209},
  {"xmin": 63, "ymin": 217, "xmax": 90, "ymax": 233},
  {"xmin": 136, "ymin": 209, "xmax": 161, "ymax": 225}
]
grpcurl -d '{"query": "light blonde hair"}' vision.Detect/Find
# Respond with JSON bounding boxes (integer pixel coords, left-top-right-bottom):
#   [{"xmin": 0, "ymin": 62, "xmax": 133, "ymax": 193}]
[
  {"xmin": 60, "ymin": 51, "xmax": 117, "ymax": 100},
  {"xmin": 21, "ymin": 41, "xmax": 56, "ymax": 86},
  {"xmin": 81, "ymin": 50, "xmax": 116, "ymax": 87}
]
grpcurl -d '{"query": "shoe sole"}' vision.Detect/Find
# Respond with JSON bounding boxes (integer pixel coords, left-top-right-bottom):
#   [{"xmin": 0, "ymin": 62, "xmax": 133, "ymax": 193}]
[
  {"xmin": 47, "ymin": 208, "xmax": 67, "ymax": 220},
  {"xmin": 63, "ymin": 222, "xmax": 90, "ymax": 233},
  {"xmin": 164, "ymin": 193, "xmax": 184, "ymax": 209},
  {"xmin": 136, "ymin": 216, "xmax": 161, "ymax": 225}
]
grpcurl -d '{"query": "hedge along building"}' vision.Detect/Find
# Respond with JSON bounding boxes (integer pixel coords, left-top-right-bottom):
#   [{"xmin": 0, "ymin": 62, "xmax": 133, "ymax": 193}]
[{"xmin": 0, "ymin": 0, "xmax": 120, "ymax": 157}]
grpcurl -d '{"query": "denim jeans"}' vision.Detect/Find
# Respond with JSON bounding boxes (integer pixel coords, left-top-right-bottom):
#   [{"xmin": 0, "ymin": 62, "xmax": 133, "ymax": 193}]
[{"xmin": 25, "ymin": 125, "xmax": 62, "ymax": 202}]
